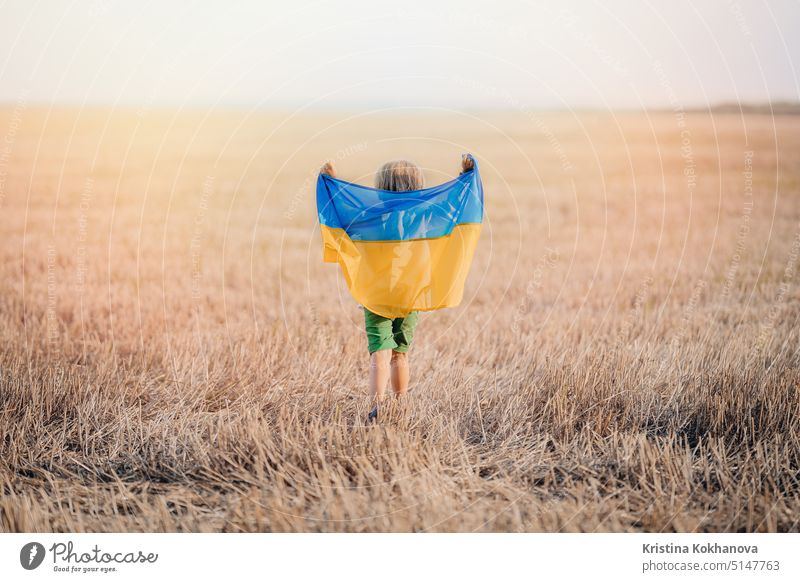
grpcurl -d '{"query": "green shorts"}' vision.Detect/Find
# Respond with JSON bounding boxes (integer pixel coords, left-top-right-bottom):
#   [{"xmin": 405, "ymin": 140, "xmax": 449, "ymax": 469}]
[{"xmin": 363, "ymin": 308, "xmax": 419, "ymax": 354}]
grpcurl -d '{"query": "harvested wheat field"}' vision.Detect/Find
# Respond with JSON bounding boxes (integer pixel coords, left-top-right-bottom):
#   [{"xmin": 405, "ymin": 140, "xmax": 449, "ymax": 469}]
[{"xmin": 0, "ymin": 107, "xmax": 798, "ymax": 532}]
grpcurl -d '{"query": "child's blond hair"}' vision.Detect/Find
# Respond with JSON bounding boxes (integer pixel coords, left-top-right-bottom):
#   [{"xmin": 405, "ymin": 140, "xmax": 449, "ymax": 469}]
[{"xmin": 374, "ymin": 160, "xmax": 424, "ymax": 192}]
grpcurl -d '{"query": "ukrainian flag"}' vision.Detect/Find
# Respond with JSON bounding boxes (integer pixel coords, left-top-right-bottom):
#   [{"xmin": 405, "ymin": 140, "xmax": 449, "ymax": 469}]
[{"xmin": 316, "ymin": 157, "xmax": 483, "ymax": 319}]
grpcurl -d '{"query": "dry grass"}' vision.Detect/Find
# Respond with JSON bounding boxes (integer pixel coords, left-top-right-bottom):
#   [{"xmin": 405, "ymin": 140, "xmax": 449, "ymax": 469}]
[{"xmin": 0, "ymin": 107, "xmax": 798, "ymax": 532}]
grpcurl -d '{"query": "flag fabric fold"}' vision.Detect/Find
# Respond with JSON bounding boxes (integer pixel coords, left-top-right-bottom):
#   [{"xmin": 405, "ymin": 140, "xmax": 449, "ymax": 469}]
[{"xmin": 316, "ymin": 156, "xmax": 484, "ymax": 318}]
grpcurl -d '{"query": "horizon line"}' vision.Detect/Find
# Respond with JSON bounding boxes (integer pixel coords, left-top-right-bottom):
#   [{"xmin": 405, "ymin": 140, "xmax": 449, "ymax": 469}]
[{"xmin": 0, "ymin": 100, "xmax": 798, "ymax": 115}]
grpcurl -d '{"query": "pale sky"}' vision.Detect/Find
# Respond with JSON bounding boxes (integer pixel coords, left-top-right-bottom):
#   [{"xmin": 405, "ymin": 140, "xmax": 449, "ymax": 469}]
[{"xmin": 0, "ymin": 0, "xmax": 798, "ymax": 109}]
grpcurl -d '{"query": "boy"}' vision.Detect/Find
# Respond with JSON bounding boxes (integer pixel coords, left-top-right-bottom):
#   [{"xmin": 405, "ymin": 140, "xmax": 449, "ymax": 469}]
[{"xmin": 320, "ymin": 155, "xmax": 475, "ymax": 421}]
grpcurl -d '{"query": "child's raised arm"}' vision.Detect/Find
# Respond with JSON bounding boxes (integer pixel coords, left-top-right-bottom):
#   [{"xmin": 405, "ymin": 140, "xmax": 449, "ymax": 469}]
[
  {"xmin": 460, "ymin": 154, "xmax": 474, "ymax": 175},
  {"xmin": 320, "ymin": 160, "xmax": 337, "ymax": 178}
]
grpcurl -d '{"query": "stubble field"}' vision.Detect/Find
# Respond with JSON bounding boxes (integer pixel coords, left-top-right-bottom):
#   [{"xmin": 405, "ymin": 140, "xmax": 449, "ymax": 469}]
[{"xmin": 0, "ymin": 107, "xmax": 798, "ymax": 532}]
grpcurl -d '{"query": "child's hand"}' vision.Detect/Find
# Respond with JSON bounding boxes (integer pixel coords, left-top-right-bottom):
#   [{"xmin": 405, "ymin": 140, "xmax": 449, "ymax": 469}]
[
  {"xmin": 460, "ymin": 154, "xmax": 474, "ymax": 174},
  {"xmin": 320, "ymin": 160, "xmax": 337, "ymax": 177}
]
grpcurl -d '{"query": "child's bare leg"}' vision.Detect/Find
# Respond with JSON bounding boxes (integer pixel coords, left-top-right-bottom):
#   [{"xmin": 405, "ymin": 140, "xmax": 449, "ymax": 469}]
[
  {"xmin": 390, "ymin": 351, "xmax": 409, "ymax": 396},
  {"xmin": 369, "ymin": 349, "xmax": 391, "ymax": 403}
]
